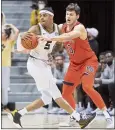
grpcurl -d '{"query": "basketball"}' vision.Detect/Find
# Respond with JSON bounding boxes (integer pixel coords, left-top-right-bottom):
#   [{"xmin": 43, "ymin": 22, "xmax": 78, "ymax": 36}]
[{"xmin": 21, "ymin": 33, "xmax": 38, "ymax": 49}]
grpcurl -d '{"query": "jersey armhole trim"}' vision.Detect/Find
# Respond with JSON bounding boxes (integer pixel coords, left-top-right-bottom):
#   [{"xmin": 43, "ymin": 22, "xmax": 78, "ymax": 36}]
[
  {"xmin": 57, "ymin": 24, "xmax": 61, "ymax": 35},
  {"xmin": 38, "ymin": 24, "xmax": 41, "ymax": 35}
]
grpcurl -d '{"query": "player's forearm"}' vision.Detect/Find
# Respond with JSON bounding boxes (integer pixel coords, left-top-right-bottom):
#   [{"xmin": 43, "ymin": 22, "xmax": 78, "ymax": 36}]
[
  {"xmin": 51, "ymin": 35, "xmax": 71, "ymax": 42},
  {"xmin": 102, "ymin": 77, "xmax": 114, "ymax": 84},
  {"xmin": 51, "ymin": 31, "xmax": 80, "ymax": 42}
]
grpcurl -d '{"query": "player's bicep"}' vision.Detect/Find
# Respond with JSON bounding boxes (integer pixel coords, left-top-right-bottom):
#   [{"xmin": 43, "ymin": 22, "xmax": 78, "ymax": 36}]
[
  {"xmin": 74, "ymin": 24, "xmax": 87, "ymax": 40},
  {"xmin": 62, "ymin": 25, "xmax": 82, "ymax": 40},
  {"xmin": 61, "ymin": 29, "xmax": 81, "ymax": 40},
  {"xmin": 70, "ymin": 30, "xmax": 81, "ymax": 38},
  {"xmin": 73, "ymin": 25, "xmax": 82, "ymax": 37},
  {"xmin": 28, "ymin": 25, "xmax": 39, "ymax": 35}
]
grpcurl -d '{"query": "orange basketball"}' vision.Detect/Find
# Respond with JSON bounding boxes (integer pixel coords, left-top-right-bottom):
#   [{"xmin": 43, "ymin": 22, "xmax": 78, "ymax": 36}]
[{"xmin": 21, "ymin": 33, "xmax": 38, "ymax": 49}]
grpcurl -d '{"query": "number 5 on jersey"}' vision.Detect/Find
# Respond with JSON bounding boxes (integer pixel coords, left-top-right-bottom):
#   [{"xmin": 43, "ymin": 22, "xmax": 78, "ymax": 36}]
[{"xmin": 44, "ymin": 41, "xmax": 52, "ymax": 50}]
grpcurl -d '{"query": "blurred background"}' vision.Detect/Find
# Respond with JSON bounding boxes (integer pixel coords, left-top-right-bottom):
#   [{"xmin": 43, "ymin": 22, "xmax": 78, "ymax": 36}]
[{"xmin": 1, "ymin": 0, "xmax": 115, "ymax": 115}]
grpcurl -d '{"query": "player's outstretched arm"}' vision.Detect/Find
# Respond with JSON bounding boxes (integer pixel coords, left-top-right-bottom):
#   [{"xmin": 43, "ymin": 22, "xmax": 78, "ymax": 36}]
[{"xmin": 51, "ymin": 24, "xmax": 86, "ymax": 42}]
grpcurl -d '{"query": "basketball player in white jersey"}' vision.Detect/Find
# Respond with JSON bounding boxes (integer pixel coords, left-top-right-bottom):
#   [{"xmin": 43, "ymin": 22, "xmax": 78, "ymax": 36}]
[{"xmin": 8, "ymin": 7, "xmax": 95, "ymax": 129}]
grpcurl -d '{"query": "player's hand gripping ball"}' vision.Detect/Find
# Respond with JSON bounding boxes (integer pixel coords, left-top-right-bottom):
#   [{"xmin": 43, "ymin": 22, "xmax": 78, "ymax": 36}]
[{"xmin": 21, "ymin": 32, "xmax": 38, "ymax": 49}]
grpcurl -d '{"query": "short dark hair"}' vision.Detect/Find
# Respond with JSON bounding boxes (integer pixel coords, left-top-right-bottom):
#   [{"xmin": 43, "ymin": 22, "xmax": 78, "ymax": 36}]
[
  {"xmin": 105, "ymin": 50, "xmax": 113, "ymax": 56},
  {"xmin": 3, "ymin": 25, "xmax": 12, "ymax": 39},
  {"xmin": 66, "ymin": 3, "xmax": 80, "ymax": 15},
  {"xmin": 40, "ymin": 7, "xmax": 54, "ymax": 14},
  {"xmin": 5, "ymin": 28, "xmax": 12, "ymax": 39},
  {"xmin": 99, "ymin": 52, "xmax": 106, "ymax": 56},
  {"xmin": 30, "ymin": 4, "xmax": 38, "ymax": 10}
]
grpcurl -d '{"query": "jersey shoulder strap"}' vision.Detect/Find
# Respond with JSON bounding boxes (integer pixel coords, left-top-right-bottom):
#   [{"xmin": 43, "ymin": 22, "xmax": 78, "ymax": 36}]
[
  {"xmin": 53, "ymin": 23, "xmax": 60, "ymax": 35},
  {"xmin": 62, "ymin": 23, "xmax": 67, "ymax": 33},
  {"xmin": 38, "ymin": 23, "xmax": 43, "ymax": 35}
]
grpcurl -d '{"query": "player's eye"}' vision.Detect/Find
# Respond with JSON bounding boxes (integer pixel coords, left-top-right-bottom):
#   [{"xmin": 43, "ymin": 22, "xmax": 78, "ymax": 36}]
[
  {"xmin": 44, "ymin": 14, "xmax": 48, "ymax": 17},
  {"xmin": 70, "ymin": 13, "xmax": 73, "ymax": 16}
]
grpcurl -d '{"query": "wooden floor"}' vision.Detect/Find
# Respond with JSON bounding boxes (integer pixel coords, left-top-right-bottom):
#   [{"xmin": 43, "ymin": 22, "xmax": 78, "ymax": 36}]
[{"xmin": 1, "ymin": 113, "xmax": 115, "ymax": 130}]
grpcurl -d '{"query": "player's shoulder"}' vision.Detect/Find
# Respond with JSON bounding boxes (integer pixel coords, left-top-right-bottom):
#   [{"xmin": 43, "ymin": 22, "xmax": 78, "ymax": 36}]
[
  {"xmin": 28, "ymin": 24, "xmax": 40, "ymax": 35},
  {"xmin": 29, "ymin": 25, "xmax": 38, "ymax": 30},
  {"xmin": 74, "ymin": 23, "xmax": 85, "ymax": 31}
]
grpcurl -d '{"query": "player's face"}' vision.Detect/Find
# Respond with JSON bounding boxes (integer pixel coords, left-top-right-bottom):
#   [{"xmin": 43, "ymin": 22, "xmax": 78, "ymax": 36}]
[
  {"xmin": 40, "ymin": 13, "xmax": 53, "ymax": 27},
  {"xmin": 66, "ymin": 11, "xmax": 78, "ymax": 25}
]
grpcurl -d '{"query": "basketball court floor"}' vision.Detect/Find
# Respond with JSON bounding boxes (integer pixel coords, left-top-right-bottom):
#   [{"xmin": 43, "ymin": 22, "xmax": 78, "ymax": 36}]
[{"xmin": 1, "ymin": 110, "xmax": 115, "ymax": 130}]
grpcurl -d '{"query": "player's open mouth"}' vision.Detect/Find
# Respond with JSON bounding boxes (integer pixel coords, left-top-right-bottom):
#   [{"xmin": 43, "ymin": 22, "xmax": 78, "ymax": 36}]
[
  {"xmin": 67, "ymin": 19, "xmax": 71, "ymax": 22},
  {"xmin": 41, "ymin": 21, "xmax": 45, "ymax": 23}
]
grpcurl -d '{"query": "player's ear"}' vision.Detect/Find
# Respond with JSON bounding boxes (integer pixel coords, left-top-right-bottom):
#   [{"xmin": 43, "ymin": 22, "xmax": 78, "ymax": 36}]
[
  {"xmin": 76, "ymin": 14, "xmax": 79, "ymax": 20},
  {"xmin": 50, "ymin": 15, "xmax": 54, "ymax": 20}
]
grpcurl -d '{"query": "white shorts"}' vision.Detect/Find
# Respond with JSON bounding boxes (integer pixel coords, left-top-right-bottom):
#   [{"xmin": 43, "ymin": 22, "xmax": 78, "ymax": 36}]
[{"xmin": 27, "ymin": 58, "xmax": 62, "ymax": 105}]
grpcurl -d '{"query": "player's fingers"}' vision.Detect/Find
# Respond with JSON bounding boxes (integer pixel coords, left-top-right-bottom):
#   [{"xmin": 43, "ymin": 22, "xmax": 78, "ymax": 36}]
[
  {"xmin": 21, "ymin": 32, "xmax": 33, "ymax": 39},
  {"xmin": 25, "ymin": 33, "xmax": 33, "ymax": 38}
]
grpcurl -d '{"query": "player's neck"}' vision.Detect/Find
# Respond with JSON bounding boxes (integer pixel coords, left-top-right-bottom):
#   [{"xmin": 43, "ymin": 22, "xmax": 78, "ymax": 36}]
[
  {"xmin": 43, "ymin": 23, "xmax": 54, "ymax": 33},
  {"xmin": 66, "ymin": 21, "xmax": 77, "ymax": 32}
]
